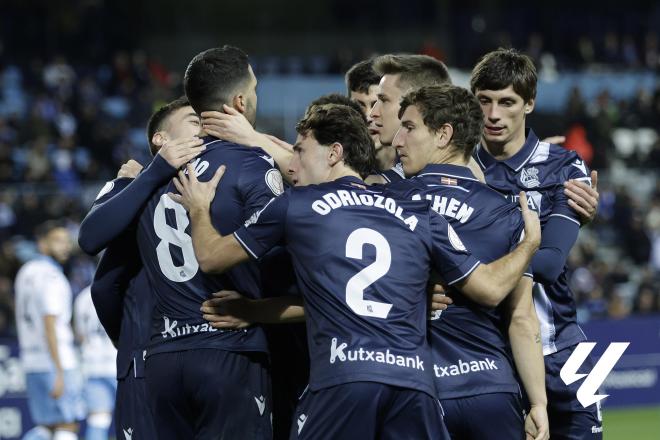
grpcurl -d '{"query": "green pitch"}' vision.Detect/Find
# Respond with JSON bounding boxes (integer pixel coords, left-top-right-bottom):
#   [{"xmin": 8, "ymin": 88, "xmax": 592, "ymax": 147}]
[{"xmin": 603, "ymin": 406, "xmax": 660, "ymax": 439}]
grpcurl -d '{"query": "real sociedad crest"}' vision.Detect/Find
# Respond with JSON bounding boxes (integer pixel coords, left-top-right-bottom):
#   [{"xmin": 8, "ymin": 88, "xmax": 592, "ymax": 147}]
[{"xmin": 520, "ymin": 167, "xmax": 540, "ymax": 188}]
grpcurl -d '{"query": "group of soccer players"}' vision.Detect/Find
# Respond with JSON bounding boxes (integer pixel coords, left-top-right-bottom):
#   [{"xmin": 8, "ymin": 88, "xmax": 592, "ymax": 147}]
[{"xmin": 16, "ymin": 43, "xmax": 603, "ymax": 440}]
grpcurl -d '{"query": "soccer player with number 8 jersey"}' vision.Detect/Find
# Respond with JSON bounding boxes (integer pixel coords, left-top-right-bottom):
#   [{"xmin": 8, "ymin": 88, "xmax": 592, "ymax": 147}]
[{"xmin": 128, "ymin": 46, "xmax": 283, "ymax": 439}]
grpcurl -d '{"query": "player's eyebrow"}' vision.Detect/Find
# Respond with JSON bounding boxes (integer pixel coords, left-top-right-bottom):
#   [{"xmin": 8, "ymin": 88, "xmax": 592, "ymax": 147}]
[{"xmin": 186, "ymin": 112, "xmax": 199, "ymax": 119}]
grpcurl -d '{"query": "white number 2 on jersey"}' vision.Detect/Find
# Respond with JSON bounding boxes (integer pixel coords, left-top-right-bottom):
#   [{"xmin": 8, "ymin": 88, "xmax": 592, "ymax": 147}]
[
  {"xmin": 153, "ymin": 194, "xmax": 199, "ymax": 282},
  {"xmin": 345, "ymin": 228, "xmax": 393, "ymax": 319}
]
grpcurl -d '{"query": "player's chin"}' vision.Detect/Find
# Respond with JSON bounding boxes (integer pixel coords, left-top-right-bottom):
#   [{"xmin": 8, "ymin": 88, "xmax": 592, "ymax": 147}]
[
  {"xmin": 399, "ymin": 158, "xmax": 414, "ymax": 176},
  {"xmin": 483, "ymin": 129, "xmax": 506, "ymax": 141}
]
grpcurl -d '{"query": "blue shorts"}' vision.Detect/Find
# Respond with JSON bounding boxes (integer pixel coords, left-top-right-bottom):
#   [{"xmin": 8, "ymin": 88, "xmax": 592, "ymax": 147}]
[
  {"xmin": 290, "ymin": 382, "xmax": 449, "ymax": 440},
  {"xmin": 25, "ymin": 370, "xmax": 85, "ymax": 426},
  {"xmin": 84, "ymin": 377, "xmax": 117, "ymax": 413},
  {"xmin": 146, "ymin": 349, "xmax": 272, "ymax": 440},
  {"xmin": 545, "ymin": 345, "xmax": 603, "ymax": 439},
  {"xmin": 441, "ymin": 392, "xmax": 524, "ymax": 440},
  {"xmin": 115, "ymin": 365, "xmax": 157, "ymax": 440}
]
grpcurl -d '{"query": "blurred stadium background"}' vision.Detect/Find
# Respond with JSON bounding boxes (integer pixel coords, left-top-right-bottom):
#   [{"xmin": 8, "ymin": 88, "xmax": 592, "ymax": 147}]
[{"xmin": 0, "ymin": 0, "xmax": 658, "ymax": 438}]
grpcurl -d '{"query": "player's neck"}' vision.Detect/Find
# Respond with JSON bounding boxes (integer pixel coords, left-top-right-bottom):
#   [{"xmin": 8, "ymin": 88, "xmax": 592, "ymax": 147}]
[
  {"xmin": 329, "ymin": 164, "xmax": 362, "ymax": 183},
  {"xmin": 376, "ymin": 144, "xmax": 397, "ymax": 171},
  {"xmin": 429, "ymin": 148, "xmax": 468, "ymax": 168},
  {"xmin": 481, "ymin": 127, "xmax": 527, "ymax": 161}
]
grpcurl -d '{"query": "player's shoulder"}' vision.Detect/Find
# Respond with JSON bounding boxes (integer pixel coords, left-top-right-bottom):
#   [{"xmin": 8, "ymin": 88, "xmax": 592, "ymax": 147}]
[
  {"xmin": 93, "ymin": 177, "xmax": 133, "ymax": 205},
  {"xmin": 387, "ymin": 176, "xmax": 419, "ymax": 190},
  {"xmin": 466, "ymin": 178, "xmax": 510, "ymax": 204},
  {"xmin": 21, "ymin": 258, "xmax": 58, "ymax": 274},
  {"xmin": 527, "ymin": 140, "xmax": 589, "ymax": 180},
  {"xmin": 16, "ymin": 258, "xmax": 63, "ymax": 285},
  {"xmin": 531, "ymin": 140, "xmax": 584, "ymax": 167}
]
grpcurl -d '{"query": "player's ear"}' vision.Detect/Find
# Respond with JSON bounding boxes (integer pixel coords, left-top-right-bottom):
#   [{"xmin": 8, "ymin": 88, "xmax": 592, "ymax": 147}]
[
  {"xmin": 524, "ymin": 98, "xmax": 535, "ymax": 114},
  {"xmin": 232, "ymin": 94, "xmax": 246, "ymax": 115},
  {"xmin": 328, "ymin": 142, "xmax": 344, "ymax": 166},
  {"xmin": 152, "ymin": 131, "xmax": 166, "ymax": 148},
  {"xmin": 436, "ymin": 123, "xmax": 453, "ymax": 149}
]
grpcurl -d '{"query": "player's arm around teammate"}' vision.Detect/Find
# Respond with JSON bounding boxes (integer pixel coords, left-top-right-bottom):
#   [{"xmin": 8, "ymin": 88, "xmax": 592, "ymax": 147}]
[
  {"xmin": 201, "ymin": 104, "xmax": 294, "ymax": 183},
  {"xmin": 78, "ymin": 136, "xmax": 205, "ymax": 255}
]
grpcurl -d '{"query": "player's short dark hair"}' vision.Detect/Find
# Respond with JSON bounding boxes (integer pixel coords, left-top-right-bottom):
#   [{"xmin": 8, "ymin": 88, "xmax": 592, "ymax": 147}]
[
  {"xmin": 183, "ymin": 45, "xmax": 251, "ymax": 115},
  {"xmin": 470, "ymin": 48, "xmax": 537, "ymax": 102},
  {"xmin": 296, "ymin": 104, "xmax": 376, "ymax": 178},
  {"xmin": 307, "ymin": 94, "xmax": 366, "ymax": 123},
  {"xmin": 399, "ymin": 85, "xmax": 484, "ymax": 160},
  {"xmin": 373, "ymin": 54, "xmax": 451, "ymax": 92},
  {"xmin": 34, "ymin": 219, "xmax": 67, "ymax": 241},
  {"xmin": 345, "ymin": 59, "xmax": 380, "ymax": 95},
  {"xmin": 146, "ymin": 96, "xmax": 190, "ymax": 156}
]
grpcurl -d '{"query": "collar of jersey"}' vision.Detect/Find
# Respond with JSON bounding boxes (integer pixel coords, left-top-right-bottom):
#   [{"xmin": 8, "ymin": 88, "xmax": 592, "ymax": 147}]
[
  {"xmin": 415, "ymin": 163, "xmax": 479, "ymax": 182},
  {"xmin": 336, "ymin": 175, "xmax": 366, "ymax": 186},
  {"xmin": 201, "ymin": 135, "xmax": 228, "ymax": 149},
  {"xmin": 475, "ymin": 128, "xmax": 540, "ymax": 172}
]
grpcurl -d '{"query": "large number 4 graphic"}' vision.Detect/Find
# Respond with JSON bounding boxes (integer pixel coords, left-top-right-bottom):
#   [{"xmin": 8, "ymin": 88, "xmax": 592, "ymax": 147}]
[
  {"xmin": 345, "ymin": 228, "xmax": 393, "ymax": 319},
  {"xmin": 153, "ymin": 194, "xmax": 199, "ymax": 282}
]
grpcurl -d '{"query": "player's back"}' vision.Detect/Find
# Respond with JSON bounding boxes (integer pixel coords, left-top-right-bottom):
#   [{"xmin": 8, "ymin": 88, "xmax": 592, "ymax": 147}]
[
  {"xmin": 386, "ymin": 163, "xmax": 526, "ymax": 399},
  {"xmin": 278, "ymin": 176, "xmax": 477, "ymax": 397},
  {"xmin": 15, "ymin": 258, "xmax": 77, "ymax": 372},
  {"xmin": 136, "ymin": 136, "xmax": 282, "ymax": 355}
]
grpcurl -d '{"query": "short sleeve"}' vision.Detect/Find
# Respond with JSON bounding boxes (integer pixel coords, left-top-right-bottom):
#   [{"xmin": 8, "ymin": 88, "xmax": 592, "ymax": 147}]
[
  {"xmin": 40, "ymin": 269, "xmax": 70, "ymax": 316},
  {"xmin": 550, "ymin": 156, "xmax": 591, "ymax": 225},
  {"xmin": 238, "ymin": 153, "xmax": 285, "ymax": 220},
  {"xmin": 233, "ymin": 192, "xmax": 290, "ymax": 260},
  {"xmin": 428, "ymin": 210, "xmax": 481, "ymax": 285}
]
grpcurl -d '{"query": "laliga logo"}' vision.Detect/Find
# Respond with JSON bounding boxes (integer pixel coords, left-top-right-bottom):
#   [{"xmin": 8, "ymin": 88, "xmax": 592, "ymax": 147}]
[{"xmin": 560, "ymin": 342, "xmax": 629, "ymax": 408}]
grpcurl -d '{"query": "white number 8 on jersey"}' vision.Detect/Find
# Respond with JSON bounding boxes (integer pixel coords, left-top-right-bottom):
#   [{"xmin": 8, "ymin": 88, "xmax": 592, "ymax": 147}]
[{"xmin": 153, "ymin": 194, "xmax": 199, "ymax": 282}]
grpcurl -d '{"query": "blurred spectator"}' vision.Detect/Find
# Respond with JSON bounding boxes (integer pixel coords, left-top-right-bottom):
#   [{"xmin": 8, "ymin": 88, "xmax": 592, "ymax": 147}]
[{"xmin": 633, "ymin": 284, "xmax": 658, "ymax": 315}]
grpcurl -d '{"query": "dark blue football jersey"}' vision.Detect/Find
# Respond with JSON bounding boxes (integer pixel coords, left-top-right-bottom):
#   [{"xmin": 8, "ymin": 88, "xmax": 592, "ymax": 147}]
[
  {"xmin": 233, "ymin": 176, "xmax": 481, "ymax": 397},
  {"xmin": 378, "ymin": 161, "xmax": 405, "ymax": 183},
  {"xmin": 136, "ymin": 137, "xmax": 284, "ymax": 355},
  {"xmin": 92, "ymin": 177, "xmax": 153, "ymax": 379},
  {"xmin": 386, "ymin": 164, "xmax": 530, "ymax": 399},
  {"xmin": 474, "ymin": 129, "xmax": 590, "ymax": 354}
]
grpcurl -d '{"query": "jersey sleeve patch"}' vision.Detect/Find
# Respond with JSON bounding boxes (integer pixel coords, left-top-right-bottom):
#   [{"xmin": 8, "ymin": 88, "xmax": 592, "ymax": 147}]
[
  {"xmin": 95, "ymin": 181, "xmax": 115, "ymax": 201},
  {"xmin": 447, "ymin": 224, "xmax": 467, "ymax": 252},
  {"xmin": 265, "ymin": 168, "xmax": 284, "ymax": 196}
]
